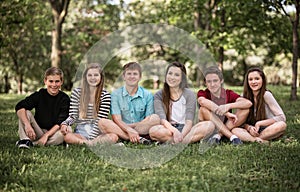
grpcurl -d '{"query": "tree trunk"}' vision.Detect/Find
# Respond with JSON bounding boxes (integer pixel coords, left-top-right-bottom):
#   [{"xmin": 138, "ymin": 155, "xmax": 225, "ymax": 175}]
[
  {"xmin": 17, "ymin": 73, "xmax": 23, "ymax": 94},
  {"xmin": 290, "ymin": 0, "xmax": 299, "ymax": 100},
  {"xmin": 242, "ymin": 59, "xmax": 248, "ymax": 82},
  {"xmin": 4, "ymin": 74, "xmax": 10, "ymax": 93},
  {"xmin": 194, "ymin": 1, "xmax": 200, "ymax": 31},
  {"xmin": 49, "ymin": 0, "xmax": 70, "ymax": 68},
  {"xmin": 218, "ymin": 8, "xmax": 226, "ymax": 71},
  {"xmin": 9, "ymin": 49, "xmax": 22, "ymax": 94},
  {"xmin": 194, "ymin": 0, "xmax": 201, "ymax": 87}
]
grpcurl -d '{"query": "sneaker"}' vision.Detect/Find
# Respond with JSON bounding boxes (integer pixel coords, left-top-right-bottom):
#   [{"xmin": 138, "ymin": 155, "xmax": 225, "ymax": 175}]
[
  {"xmin": 114, "ymin": 142, "xmax": 125, "ymax": 147},
  {"xmin": 16, "ymin": 139, "xmax": 33, "ymax": 149},
  {"xmin": 207, "ymin": 137, "xmax": 220, "ymax": 146},
  {"xmin": 62, "ymin": 141, "xmax": 69, "ymax": 148},
  {"xmin": 139, "ymin": 137, "xmax": 152, "ymax": 145},
  {"xmin": 154, "ymin": 141, "xmax": 167, "ymax": 146},
  {"xmin": 232, "ymin": 138, "xmax": 243, "ymax": 145}
]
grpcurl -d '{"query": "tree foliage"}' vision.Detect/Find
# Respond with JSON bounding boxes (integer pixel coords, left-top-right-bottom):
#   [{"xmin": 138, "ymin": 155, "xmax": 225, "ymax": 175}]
[
  {"xmin": 1, "ymin": 0, "xmax": 52, "ymax": 93},
  {"xmin": 0, "ymin": 0, "xmax": 298, "ymax": 99}
]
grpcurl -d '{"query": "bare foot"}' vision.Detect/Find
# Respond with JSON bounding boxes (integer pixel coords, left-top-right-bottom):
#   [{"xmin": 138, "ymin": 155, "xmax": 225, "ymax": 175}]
[{"xmin": 254, "ymin": 137, "xmax": 269, "ymax": 145}]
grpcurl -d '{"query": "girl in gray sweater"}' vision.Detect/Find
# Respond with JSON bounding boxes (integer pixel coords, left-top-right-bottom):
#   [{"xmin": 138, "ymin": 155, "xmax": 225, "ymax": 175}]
[{"xmin": 149, "ymin": 62, "xmax": 215, "ymax": 144}]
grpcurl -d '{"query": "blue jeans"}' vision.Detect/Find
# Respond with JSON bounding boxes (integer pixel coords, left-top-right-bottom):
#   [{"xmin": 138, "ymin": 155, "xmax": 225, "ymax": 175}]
[
  {"xmin": 74, "ymin": 124, "xmax": 93, "ymax": 140},
  {"xmin": 172, "ymin": 123, "xmax": 185, "ymax": 132}
]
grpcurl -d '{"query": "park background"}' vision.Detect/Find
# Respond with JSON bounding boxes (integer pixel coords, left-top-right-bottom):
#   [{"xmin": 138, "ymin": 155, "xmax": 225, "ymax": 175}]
[{"xmin": 1, "ymin": 0, "xmax": 300, "ymax": 191}]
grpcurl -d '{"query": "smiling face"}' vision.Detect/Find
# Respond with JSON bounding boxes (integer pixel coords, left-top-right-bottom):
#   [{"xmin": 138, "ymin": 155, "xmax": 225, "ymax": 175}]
[
  {"xmin": 86, "ymin": 68, "xmax": 101, "ymax": 87},
  {"xmin": 205, "ymin": 73, "xmax": 223, "ymax": 96},
  {"xmin": 166, "ymin": 66, "xmax": 183, "ymax": 89},
  {"xmin": 247, "ymin": 71, "xmax": 263, "ymax": 93},
  {"xmin": 44, "ymin": 75, "xmax": 63, "ymax": 96},
  {"xmin": 123, "ymin": 69, "xmax": 141, "ymax": 87}
]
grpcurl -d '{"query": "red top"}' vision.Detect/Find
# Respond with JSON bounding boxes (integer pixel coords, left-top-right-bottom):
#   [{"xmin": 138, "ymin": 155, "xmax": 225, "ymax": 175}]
[{"xmin": 197, "ymin": 88, "xmax": 240, "ymax": 106}]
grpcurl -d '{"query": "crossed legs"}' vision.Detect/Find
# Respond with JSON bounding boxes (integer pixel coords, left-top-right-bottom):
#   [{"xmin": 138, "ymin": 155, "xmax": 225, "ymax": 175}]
[
  {"xmin": 232, "ymin": 121, "xmax": 286, "ymax": 143},
  {"xmin": 18, "ymin": 110, "xmax": 64, "ymax": 145},
  {"xmin": 63, "ymin": 125, "xmax": 118, "ymax": 145},
  {"xmin": 98, "ymin": 114, "xmax": 160, "ymax": 141},
  {"xmin": 198, "ymin": 107, "xmax": 248, "ymax": 139},
  {"xmin": 149, "ymin": 121, "xmax": 215, "ymax": 144}
]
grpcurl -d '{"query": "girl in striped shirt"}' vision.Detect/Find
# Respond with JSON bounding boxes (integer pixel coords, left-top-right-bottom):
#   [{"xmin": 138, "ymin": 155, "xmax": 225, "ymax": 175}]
[{"xmin": 60, "ymin": 63, "xmax": 118, "ymax": 145}]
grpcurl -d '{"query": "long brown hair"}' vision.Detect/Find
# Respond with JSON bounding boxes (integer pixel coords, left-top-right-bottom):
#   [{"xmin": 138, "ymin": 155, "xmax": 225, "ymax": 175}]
[
  {"xmin": 162, "ymin": 61, "xmax": 188, "ymax": 121},
  {"xmin": 243, "ymin": 67, "xmax": 266, "ymax": 124},
  {"xmin": 79, "ymin": 63, "xmax": 104, "ymax": 119}
]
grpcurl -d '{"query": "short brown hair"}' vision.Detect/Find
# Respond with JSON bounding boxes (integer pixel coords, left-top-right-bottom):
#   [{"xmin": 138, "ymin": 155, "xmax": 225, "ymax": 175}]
[
  {"xmin": 44, "ymin": 67, "xmax": 64, "ymax": 81},
  {"xmin": 122, "ymin": 62, "xmax": 142, "ymax": 76},
  {"xmin": 203, "ymin": 66, "xmax": 223, "ymax": 81}
]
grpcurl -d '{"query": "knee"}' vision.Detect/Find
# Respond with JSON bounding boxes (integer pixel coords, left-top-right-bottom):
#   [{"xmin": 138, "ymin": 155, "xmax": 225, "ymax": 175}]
[
  {"xmin": 150, "ymin": 114, "xmax": 161, "ymax": 124},
  {"xmin": 149, "ymin": 126, "xmax": 159, "ymax": 134},
  {"xmin": 231, "ymin": 128, "xmax": 244, "ymax": 135},
  {"xmin": 277, "ymin": 121, "xmax": 287, "ymax": 133},
  {"xmin": 281, "ymin": 122, "xmax": 287, "ymax": 131},
  {"xmin": 149, "ymin": 126, "xmax": 162, "ymax": 138},
  {"xmin": 231, "ymin": 128, "xmax": 238, "ymax": 135},
  {"xmin": 108, "ymin": 133, "xmax": 119, "ymax": 143},
  {"xmin": 199, "ymin": 107, "xmax": 210, "ymax": 120},
  {"xmin": 25, "ymin": 110, "xmax": 34, "ymax": 119},
  {"xmin": 98, "ymin": 118, "xmax": 111, "ymax": 132},
  {"xmin": 199, "ymin": 106, "xmax": 210, "ymax": 113},
  {"xmin": 64, "ymin": 133, "xmax": 72, "ymax": 143}
]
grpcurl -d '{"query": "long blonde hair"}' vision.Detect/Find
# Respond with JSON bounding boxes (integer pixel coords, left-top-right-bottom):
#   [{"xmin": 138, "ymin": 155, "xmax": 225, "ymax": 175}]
[{"xmin": 79, "ymin": 63, "xmax": 104, "ymax": 119}]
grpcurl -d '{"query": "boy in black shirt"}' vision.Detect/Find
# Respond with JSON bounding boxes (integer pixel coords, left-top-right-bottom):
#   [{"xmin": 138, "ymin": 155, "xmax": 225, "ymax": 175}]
[{"xmin": 15, "ymin": 67, "xmax": 70, "ymax": 148}]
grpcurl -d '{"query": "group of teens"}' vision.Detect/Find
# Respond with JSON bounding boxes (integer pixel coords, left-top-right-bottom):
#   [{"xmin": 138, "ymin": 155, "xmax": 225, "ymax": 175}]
[{"xmin": 15, "ymin": 61, "xmax": 287, "ymax": 149}]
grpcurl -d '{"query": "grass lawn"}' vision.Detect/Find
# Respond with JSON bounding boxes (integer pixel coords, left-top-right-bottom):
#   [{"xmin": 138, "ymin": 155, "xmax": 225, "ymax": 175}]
[{"xmin": 0, "ymin": 86, "xmax": 299, "ymax": 192}]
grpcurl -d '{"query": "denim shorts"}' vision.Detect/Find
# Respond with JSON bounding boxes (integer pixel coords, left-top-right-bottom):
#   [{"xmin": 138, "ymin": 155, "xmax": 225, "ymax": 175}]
[
  {"xmin": 172, "ymin": 123, "xmax": 185, "ymax": 132},
  {"xmin": 74, "ymin": 124, "xmax": 93, "ymax": 140},
  {"xmin": 258, "ymin": 126, "xmax": 268, "ymax": 134}
]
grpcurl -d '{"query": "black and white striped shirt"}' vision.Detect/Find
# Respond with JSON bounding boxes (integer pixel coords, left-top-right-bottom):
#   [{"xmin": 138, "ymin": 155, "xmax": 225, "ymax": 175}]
[{"xmin": 62, "ymin": 88, "xmax": 111, "ymax": 140}]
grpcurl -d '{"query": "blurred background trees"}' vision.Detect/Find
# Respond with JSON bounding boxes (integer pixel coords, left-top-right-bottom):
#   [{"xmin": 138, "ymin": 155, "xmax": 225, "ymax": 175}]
[{"xmin": 1, "ymin": 0, "xmax": 299, "ymax": 99}]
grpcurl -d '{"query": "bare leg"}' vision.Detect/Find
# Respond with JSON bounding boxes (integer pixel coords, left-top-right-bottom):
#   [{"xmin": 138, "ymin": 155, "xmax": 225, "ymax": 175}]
[
  {"xmin": 226, "ymin": 109, "xmax": 249, "ymax": 129},
  {"xmin": 98, "ymin": 118, "xmax": 129, "ymax": 140},
  {"xmin": 232, "ymin": 128, "xmax": 268, "ymax": 143},
  {"xmin": 259, "ymin": 121, "xmax": 286, "ymax": 140},
  {"xmin": 64, "ymin": 133, "xmax": 88, "ymax": 144},
  {"xmin": 182, "ymin": 121, "xmax": 215, "ymax": 144},
  {"xmin": 199, "ymin": 107, "xmax": 234, "ymax": 139},
  {"xmin": 90, "ymin": 133, "xmax": 119, "ymax": 145},
  {"xmin": 149, "ymin": 125, "xmax": 173, "ymax": 143},
  {"xmin": 135, "ymin": 114, "xmax": 160, "ymax": 135}
]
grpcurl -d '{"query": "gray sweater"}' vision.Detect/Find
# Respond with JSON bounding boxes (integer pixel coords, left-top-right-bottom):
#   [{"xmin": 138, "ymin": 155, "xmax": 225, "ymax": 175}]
[{"xmin": 154, "ymin": 88, "xmax": 196, "ymax": 122}]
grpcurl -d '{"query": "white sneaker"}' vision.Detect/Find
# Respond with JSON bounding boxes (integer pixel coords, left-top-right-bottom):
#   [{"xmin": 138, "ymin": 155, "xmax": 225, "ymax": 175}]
[{"xmin": 114, "ymin": 142, "xmax": 125, "ymax": 146}]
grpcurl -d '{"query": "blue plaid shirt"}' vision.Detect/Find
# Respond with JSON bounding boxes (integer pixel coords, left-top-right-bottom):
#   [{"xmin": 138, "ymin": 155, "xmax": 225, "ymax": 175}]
[{"xmin": 111, "ymin": 86, "xmax": 154, "ymax": 124}]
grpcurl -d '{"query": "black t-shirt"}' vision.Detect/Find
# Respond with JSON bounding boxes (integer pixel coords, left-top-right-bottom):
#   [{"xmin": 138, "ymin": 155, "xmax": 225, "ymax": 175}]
[{"xmin": 15, "ymin": 88, "xmax": 70, "ymax": 130}]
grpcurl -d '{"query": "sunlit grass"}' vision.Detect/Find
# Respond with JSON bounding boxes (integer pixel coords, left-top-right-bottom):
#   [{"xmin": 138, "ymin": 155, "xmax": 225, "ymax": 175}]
[{"xmin": 0, "ymin": 87, "xmax": 300, "ymax": 191}]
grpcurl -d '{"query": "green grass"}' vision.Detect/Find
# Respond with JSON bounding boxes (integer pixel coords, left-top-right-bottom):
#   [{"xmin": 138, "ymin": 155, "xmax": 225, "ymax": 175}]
[{"xmin": 1, "ymin": 86, "xmax": 300, "ymax": 192}]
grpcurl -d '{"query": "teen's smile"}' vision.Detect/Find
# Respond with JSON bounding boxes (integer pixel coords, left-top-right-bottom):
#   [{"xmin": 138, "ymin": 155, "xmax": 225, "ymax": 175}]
[
  {"xmin": 248, "ymin": 71, "xmax": 263, "ymax": 91},
  {"xmin": 166, "ymin": 66, "xmax": 182, "ymax": 88}
]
